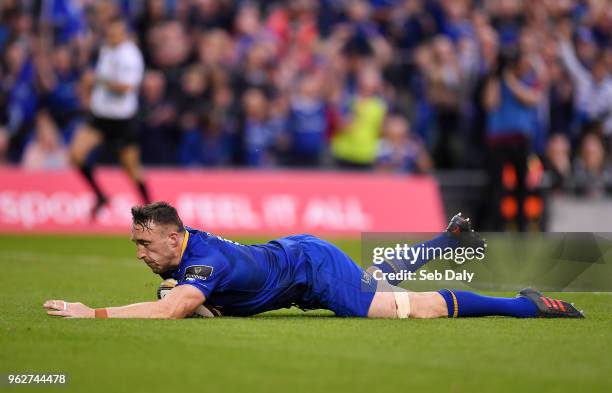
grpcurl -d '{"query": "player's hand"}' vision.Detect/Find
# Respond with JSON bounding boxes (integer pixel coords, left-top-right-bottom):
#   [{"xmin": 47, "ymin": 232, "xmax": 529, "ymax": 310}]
[{"xmin": 43, "ymin": 300, "xmax": 95, "ymax": 318}]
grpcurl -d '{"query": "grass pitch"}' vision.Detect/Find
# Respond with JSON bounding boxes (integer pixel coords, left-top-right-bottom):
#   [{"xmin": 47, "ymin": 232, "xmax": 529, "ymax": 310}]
[{"xmin": 0, "ymin": 234, "xmax": 611, "ymax": 393}]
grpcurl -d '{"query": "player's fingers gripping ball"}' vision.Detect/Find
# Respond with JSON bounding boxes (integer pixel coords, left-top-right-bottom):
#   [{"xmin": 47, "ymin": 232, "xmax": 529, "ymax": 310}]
[{"xmin": 157, "ymin": 279, "xmax": 215, "ymax": 318}]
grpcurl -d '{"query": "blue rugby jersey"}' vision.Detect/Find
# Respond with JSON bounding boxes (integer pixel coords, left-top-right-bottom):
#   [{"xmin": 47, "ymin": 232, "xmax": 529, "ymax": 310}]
[{"xmin": 164, "ymin": 227, "xmax": 314, "ymax": 317}]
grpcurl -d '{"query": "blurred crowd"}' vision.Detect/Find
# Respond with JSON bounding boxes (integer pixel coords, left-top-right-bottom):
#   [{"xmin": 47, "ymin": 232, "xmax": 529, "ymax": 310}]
[{"xmin": 0, "ymin": 0, "xmax": 611, "ymax": 196}]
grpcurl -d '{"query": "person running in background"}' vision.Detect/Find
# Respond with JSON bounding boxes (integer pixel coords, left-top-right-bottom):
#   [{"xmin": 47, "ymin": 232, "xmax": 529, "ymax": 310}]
[{"xmin": 68, "ymin": 17, "xmax": 150, "ymax": 218}]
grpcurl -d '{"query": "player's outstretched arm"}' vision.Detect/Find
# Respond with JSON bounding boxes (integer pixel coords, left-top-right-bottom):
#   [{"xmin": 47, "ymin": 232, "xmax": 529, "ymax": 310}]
[{"xmin": 43, "ymin": 285, "xmax": 205, "ymax": 319}]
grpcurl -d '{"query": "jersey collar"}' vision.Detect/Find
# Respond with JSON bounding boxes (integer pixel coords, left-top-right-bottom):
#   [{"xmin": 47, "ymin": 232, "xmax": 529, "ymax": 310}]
[{"xmin": 179, "ymin": 230, "xmax": 190, "ymax": 261}]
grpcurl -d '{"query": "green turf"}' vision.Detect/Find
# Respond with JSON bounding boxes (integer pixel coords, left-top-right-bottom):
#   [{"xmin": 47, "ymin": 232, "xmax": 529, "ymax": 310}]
[{"xmin": 0, "ymin": 234, "xmax": 611, "ymax": 393}]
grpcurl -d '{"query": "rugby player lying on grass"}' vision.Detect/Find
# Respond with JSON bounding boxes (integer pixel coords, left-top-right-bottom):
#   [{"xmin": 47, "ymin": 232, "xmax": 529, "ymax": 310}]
[{"xmin": 43, "ymin": 202, "xmax": 584, "ymax": 319}]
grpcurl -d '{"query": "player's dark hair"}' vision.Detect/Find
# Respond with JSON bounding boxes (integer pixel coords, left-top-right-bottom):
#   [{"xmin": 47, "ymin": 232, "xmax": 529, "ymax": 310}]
[{"xmin": 131, "ymin": 202, "xmax": 185, "ymax": 232}]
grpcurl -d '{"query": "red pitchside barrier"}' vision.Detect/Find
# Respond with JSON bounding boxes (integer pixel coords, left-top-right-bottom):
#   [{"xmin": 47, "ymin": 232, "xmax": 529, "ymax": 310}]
[{"xmin": 0, "ymin": 167, "xmax": 445, "ymax": 237}]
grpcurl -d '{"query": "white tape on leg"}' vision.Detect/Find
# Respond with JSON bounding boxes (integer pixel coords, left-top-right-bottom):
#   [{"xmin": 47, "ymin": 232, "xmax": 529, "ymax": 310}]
[{"xmin": 393, "ymin": 290, "xmax": 411, "ymax": 319}]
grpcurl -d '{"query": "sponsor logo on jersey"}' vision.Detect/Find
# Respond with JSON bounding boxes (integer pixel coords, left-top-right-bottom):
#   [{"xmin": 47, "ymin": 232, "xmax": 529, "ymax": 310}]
[{"xmin": 185, "ymin": 265, "xmax": 214, "ymax": 281}]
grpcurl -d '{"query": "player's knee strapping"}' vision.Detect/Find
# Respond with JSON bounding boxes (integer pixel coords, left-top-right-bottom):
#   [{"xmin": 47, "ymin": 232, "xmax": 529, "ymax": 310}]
[{"xmin": 393, "ymin": 290, "xmax": 411, "ymax": 318}]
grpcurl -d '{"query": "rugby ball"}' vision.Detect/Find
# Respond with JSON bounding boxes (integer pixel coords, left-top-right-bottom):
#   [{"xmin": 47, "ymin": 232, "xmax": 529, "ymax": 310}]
[{"xmin": 157, "ymin": 279, "xmax": 215, "ymax": 318}]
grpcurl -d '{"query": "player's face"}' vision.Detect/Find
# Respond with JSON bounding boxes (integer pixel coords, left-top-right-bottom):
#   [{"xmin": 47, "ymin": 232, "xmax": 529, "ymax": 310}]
[{"xmin": 131, "ymin": 223, "xmax": 180, "ymax": 274}]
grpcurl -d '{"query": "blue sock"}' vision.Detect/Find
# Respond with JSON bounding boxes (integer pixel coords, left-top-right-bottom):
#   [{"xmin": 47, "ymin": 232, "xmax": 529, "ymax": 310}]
[
  {"xmin": 438, "ymin": 289, "xmax": 539, "ymax": 318},
  {"xmin": 375, "ymin": 233, "xmax": 458, "ymax": 286}
]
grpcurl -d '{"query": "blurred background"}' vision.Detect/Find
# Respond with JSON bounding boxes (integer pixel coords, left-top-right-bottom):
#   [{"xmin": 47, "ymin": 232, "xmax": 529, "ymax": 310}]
[{"xmin": 0, "ymin": 0, "xmax": 611, "ymax": 233}]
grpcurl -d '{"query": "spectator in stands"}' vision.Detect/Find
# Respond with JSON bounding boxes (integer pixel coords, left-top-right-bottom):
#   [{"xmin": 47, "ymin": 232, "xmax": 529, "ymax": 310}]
[
  {"xmin": 545, "ymin": 133, "xmax": 572, "ymax": 193},
  {"xmin": 233, "ymin": 2, "xmax": 274, "ymax": 62},
  {"xmin": 239, "ymin": 88, "xmax": 276, "ymax": 167},
  {"xmin": 177, "ymin": 83, "xmax": 234, "ymax": 168},
  {"xmin": 199, "ymin": 85, "xmax": 234, "ymax": 167},
  {"xmin": 574, "ymin": 133, "xmax": 612, "ymax": 198},
  {"xmin": 39, "ymin": 0, "xmax": 86, "ymax": 45},
  {"xmin": 482, "ymin": 49, "xmax": 544, "ymax": 230},
  {"xmin": 331, "ymin": 65, "xmax": 386, "ymax": 169},
  {"xmin": 232, "ymin": 41, "xmax": 276, "ymax": 99},
  {"xmin": 282, "ymin": 72, "xmax": 328, "ymax": 167},
  {"xmin": 34, "ymin": 44, "xmax": 83, "ymax": 143},
  {"xmin": 147, "ymin": 20, "xmax": 192, "ymax": 94},
  {"xmin": 423, "ymin": 35, "xmax": 466, "ymax": 169},
  {"xmin": 188, "ymin": 0, "xmax": 235, "ymax": 33},
  {"xmin": 196, "ymin": 29, "xmax": 235, "ymax": 69},
  {"xmin": 21, "ymin": 111, "xmax": 68, "ymax": 170},
  {"xmin": 558, "ymin": 22, "xmax": 612, "ymax": 138},
  {"xmin": 176, "ymin": 65, "xmax": 210, "ymax": 134},
  {"xmin": 488, "ymin": 0, "xmax": 524, "ymax": 47},
  {"xmin": 377, "ymin": 113, "xmax": 431, "ymax": 174},
  {"xmin": 341, "ymin": 0, "xmax": 393, "ymax": 66},
  {"xmin": 468, "ymin": 24, "xmax": 500, "ymax": 168},
  {"xmin": 136, "ymin": 0, "xmax": 172, "ymax": 65},
  {"xmin": 176, "ymin": 65, "xmax": 212, "ymax": 166},
  {"xmin": 139, "ymin": 70, "xmax": 177, "ymax": 165},
  {"xmin": 2, "ymin": 40, "xmax": 37, "ymax": 163},
  {"xmin": 547, "ymin": 62, "xmax": 575, "ymax": 142}
]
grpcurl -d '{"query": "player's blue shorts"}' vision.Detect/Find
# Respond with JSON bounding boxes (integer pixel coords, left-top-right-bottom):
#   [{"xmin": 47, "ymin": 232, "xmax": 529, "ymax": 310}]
[{"xmin": 288, "ymin": 235, "xmax": 378, "ymax": 317}]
